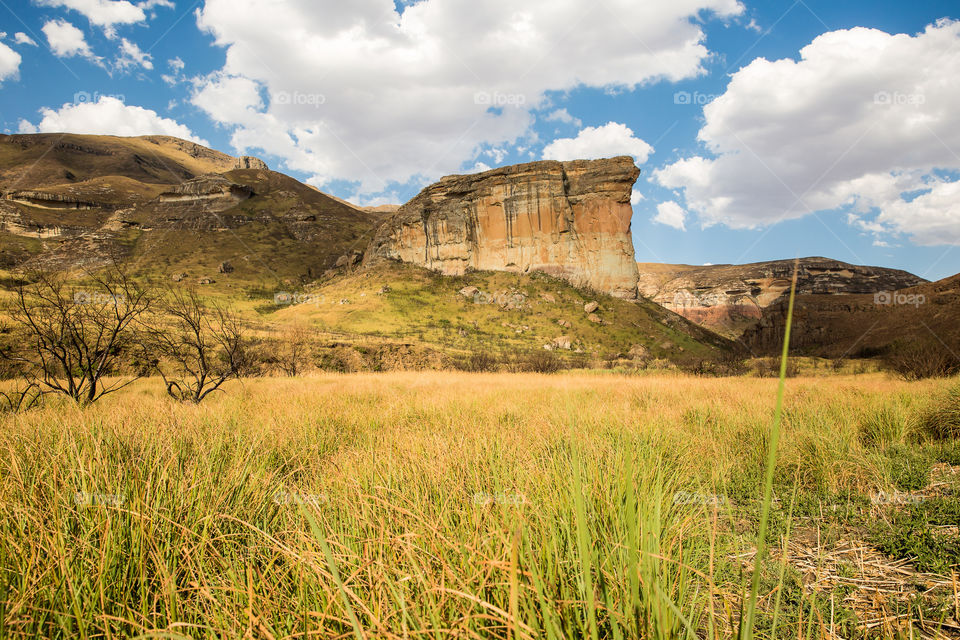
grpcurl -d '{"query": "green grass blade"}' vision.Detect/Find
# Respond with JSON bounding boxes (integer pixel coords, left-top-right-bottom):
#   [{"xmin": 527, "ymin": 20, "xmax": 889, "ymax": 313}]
[{"xmin": 741, "ymin": 258, "xmax": 800, "ymax": 639}]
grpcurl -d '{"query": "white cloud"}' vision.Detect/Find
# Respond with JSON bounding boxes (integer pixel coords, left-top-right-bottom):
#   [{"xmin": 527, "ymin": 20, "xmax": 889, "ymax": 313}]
[
  {"xmin": 42, "ymin": 19, "xmax": 95, "ymax": 59},
  {"xmin": 115, "ymin": 37, "xmax": 152, "ymax": 70},
  {"xmin": 542, "ymin": 122, "xmax": 653, "ymax": 164},
  {"xmin": 0, "ymin": 42, "xmax": 21, "ymax": 82},
  {"xmin": 655, "ymin": 19, "xmax": 960, "ymax": 246},
  {"xmin": 18, "ymin": 96, "xmax": 208, "ymax": 145},
  {"xmin": 653, "ymin": 200, "xmax": 687, "ymax": 230},
  {"xmin": 191, "ymin": 0, "xmax": 742, "ymax": 194},
  {"xmin": 35, "ymin": 0, "xmax": 146, "ymax": 37},
  {"xmin": 545, "ymin": 108, "xmax": 582, "ymax": 128},
  {"xmin": 162, "ymin": 56, "xmax": 185, "ymax": 85},
  {"xmin": 137, "ymin": 0, "xmax": 174, "ymax": 10},
  {"xmin": 14, "ymin": 32, "xmax": 38, "ymax": 46},
  {"xmin": 631, "ymin": 188, "xmax": 645, "ymax": 206}
]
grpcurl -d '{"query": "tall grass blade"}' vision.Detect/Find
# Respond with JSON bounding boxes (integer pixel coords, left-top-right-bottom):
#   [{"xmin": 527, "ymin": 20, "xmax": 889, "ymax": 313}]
[
  {"xmin": 740, "ymin": 258, "xmax": 800, "ymax": 639},
  {"xmin": 572, "ymin": 457, "xmax": 599, "ymax": 640}
]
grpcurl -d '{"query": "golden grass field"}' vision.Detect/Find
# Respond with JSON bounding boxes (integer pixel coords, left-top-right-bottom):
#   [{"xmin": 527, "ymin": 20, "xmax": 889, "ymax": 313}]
[{"xmin": 1, "ymin": 371, "xmax": 959, "ymax": 639}]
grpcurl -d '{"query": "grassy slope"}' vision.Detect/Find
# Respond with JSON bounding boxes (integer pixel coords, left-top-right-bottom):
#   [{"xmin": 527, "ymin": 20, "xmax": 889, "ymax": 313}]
[
  {"xmin": 120, "ymin": 169, "xmax": 383, "ymax": 285},
  {"xmin": 0, "ymin": 259, "xmax": 731, "ymax": 366},
  {"xmin": 0, "ymin": 133, "xmax": 234, "ymax": 189},
  {"xmin": 263, "ymin": 262, "xmax": 731, "ymax": 362}
]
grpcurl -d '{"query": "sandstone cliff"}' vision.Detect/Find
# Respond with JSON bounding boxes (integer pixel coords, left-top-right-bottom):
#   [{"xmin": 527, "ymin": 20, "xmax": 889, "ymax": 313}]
[
  {"xmin": 742, "ymin": 274, "xmax": 960, "ymax": 357},
  {"xmin": 636, "ymin": 257, "xmax": 926, "ymax": 338},
  {"xmin": 234, "ymin": 156, "xmax": 269, "ymax": 171},
  {"xmin": 365, "ymin": 157, "xmax": 642, "ymax": 298}
]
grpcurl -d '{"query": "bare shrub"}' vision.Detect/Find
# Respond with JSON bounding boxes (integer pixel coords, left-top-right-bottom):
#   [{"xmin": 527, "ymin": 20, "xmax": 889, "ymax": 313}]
[
  {"xmin": 523, "ymin": 349, "xmax": 563, "ymax": 374},
  {"xmin": 687, "ymin": 352, "xmax": 749, "ymax": 377},
  {"xmin": 458, "ymin": 351, "xmax": 498, "ymax": 372},
  {"xmin": 884, "ymin": 340, "xmax": 960, "ymax": 381},
  {"xmin": 277, "ymin": 324, "xmax": 315, "ymax": 377},
  {"xmin": 755, "ymin": 357, "xmax": 799, "ymax": 378},
  {"xmin": 143, "ymin": 288, "xmax": 247, "ymax": 403},
  {"xmin": 318, "ymin": 346, "xmax": 367, "ymax": 373}
]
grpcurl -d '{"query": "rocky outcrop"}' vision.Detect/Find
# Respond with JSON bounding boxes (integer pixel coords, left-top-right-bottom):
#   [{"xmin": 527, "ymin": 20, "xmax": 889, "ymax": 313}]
[
  {"xmin": 3, "ymin": 190, "xmax": 108, "ymax": 210},
  {"xmin": 234, "ymin": 156, "xmax": 269, "ymax": 171},
  {"xmin": 365, "ymin": 157, "xmax": 642, "ymax": 298},
  {"xmin": 157, "ymin": 175, "xmax": 254, "ymax": 211},
  {"xmin": 742, "ymin": 274, "xmax": 960, "ymax": 357},
  {"xmin": 637, "ymin": 258, "xmax": 927, "ymax": 338}
]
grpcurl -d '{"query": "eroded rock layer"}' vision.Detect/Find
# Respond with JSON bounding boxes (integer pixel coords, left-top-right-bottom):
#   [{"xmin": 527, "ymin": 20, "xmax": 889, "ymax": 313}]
[
  {"xmin": 637, "ymin": 257, "xmax": 927, "ymax": 339},
  {"xmin": 366, "ymin": 157, "xmax": 642, "ymax": 298}
]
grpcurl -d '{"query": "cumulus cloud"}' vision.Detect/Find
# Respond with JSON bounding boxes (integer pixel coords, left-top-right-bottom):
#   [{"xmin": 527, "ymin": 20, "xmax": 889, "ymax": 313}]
[
  {"xmin": 115, "ymin": 37, "xmax": 152, "ymax": 71},
  {"xmin": 542, "ymin": 122, "xmax": 653, "ymax": 164},
  {"xmin": 42, "ymin": 19, "xmax": 96, "ymax": 59},
  {"xmin": 655, "ymin": 19, "xmax": 960, "ymax": 246},
  {"xmin": 34, "ymin": 0, "xmax": 147, "ymax": 37},
  {"xmin": 653, "ymin": 201, "xmax": 687, "ymax": 230},
  {"xmin": 190, "ymin": 0, "xmax": 742, "ymax": 194},
  {"xmin": 14, "ymin": 32, "xmax": 38, "ymax": 46},
  {"xmin": 18, "ymin": 96, "xmax": 207, "ymax": 145},
  {"xmin": 0, "ymin": 42, "xmax": 21, "ymax": 82},
  {"xmin": 545, "ymin": 108, "xmax": 582, "ymax": 128}
]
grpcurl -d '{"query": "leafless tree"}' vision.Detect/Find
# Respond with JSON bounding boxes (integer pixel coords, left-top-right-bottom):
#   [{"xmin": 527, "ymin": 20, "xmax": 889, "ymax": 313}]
[
  {"xmin": 277, "ymin": 324, "xmax": 314, "ymax": 376},
  {"xmin": 144, "ymin": 288, "xmax": 247, "ymax": 403},
  {"xmin": 5, "ymin": 265, "xmax": 152, "ymax": 405}
]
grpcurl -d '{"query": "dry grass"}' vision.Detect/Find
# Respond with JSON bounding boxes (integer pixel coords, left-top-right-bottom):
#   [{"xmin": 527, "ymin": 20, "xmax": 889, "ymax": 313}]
[{"xmin": 0, "ymin": 372, "xmax": 957, "ymax": 638}]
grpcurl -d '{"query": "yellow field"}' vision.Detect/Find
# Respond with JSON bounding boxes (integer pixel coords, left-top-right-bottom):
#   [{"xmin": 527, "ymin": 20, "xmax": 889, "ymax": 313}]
[{"xmin": 1, "ymin": 372, "xmax": 957, "ymax": 638}]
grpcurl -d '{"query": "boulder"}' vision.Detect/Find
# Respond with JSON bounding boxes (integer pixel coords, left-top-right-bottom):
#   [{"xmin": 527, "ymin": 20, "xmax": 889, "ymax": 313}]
[
  {"xmin": 541, "ymin": 293, "xmax": 556, "ymax": 304},
  {"xmin": 628, "ymin": 344, "xmax": 650, "ymax": 360},
  {"xmin": 335, "ymin": 252, "xmax": 362, "ymax": 268},
  {"xmin": 552, "ymin": 336, "xmax": 573, "ymax": 350},
  {"xmin": 584, "ymin": 301, "xmax": 599, "ymax": 313},
  {"xmin": 459, "ymin": 286, "xmax": 480, "ymax": 299},
  {"xmin": 588, "ymin": 313, "xmax": 602, "ymax": 324}
]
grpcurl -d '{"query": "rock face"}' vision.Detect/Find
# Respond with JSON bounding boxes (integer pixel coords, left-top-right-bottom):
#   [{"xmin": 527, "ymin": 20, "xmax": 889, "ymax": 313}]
[
  {"xmin": 234, "ymin": 156, "xmax": 269, "ymax": 171},
  {"xmin": 637, "ymin": 257, "xmax": 927, "ymax": 339},
  {"xmin": 742, "ymin": 274, "xmax": 960, "ymax": 357},
  {"xmin": 3, "ymin": 190, "xmax": 107, "ymax": 210},
  {"xmin": 156, "ymin": 175, "xmax": 254, "ymax": 213},
  {"xmin": 365, "ymin": 157, "xmax": 642, "ymax": 298}
]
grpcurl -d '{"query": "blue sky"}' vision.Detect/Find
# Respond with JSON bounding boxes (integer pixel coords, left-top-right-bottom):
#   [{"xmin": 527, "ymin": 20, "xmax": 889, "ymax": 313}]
[{"xmin": 2, "ymin": 0, "xmax": 959, "ymax": 280}]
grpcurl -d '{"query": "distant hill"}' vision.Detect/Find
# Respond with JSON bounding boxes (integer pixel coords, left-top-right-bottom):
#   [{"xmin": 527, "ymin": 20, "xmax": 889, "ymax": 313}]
[
  {"xmin": 0, "ymin": 134, "xmax": 385, "ymax": 282},
  {"xmin": 636, "ymin": 257, "xmax": 927, "ymax": 340},
  {"xmin": 0, "ymin": 134, "xmax": 235, "ymax": 188},
  {"xmin": 742, "ymin": 273, "xmax": 960, "ymax": 358}
]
